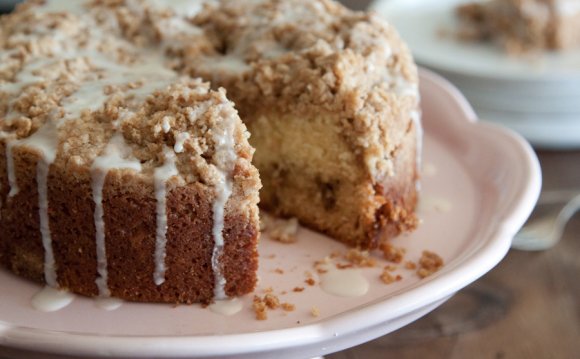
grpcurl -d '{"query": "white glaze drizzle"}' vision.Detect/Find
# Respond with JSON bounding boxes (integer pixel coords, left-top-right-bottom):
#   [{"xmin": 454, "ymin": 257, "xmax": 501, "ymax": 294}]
[
  {"xmin": 0, "ymin": 57, "xmax": 51, "ymax": 96},
  {"xmin": 203, "ymin": 55, "xmax": 251, "ymax": 74},
  {"xmin": 173, "ymin": 132, "xmax": 190, "ymax": 153},
  {"xmin": 37, "ymin": 159, "xmax": 57, "ymax": 287},
  {"xmin": 162, "ymin": 116, "xmax": 172, "ymax": 133},
  {"xmin": 31, "ymin": 286, "xmax": 75, "ymax": 312},
  {"xmin": 319, "ymin": 267, "xmax": 369, "ymax": 298},
  {"xmin": 94, "ymin": 296, "xmax": 123, "ymax": 311},
  {"xmin": 16, "ymin": 121, "xmax": 60, "ymax": 286},
  {"xmin": 153, "ymin": 147, "xmax": 179, "ymax": 286},
  {"xmin": 91, "ymin": 132, "xmax": 142, "ymax": 297},
  {"xmin": 210, "ymin": 176, "xmax": 232, "ymax": 299},
  {"xmin": 2, "ymin": 0, "xmax": 178, "ymax": 293},
  {"xmin": 6, "ymin": 142, "xmax": 19, "ymax": 197},
  {"xmin": 210, "ymin": 105, "xmax": 238, "ymax": 300},
  {"xmin": 208, "ymin": 298, "xmax": 243, "ymax": 316}
]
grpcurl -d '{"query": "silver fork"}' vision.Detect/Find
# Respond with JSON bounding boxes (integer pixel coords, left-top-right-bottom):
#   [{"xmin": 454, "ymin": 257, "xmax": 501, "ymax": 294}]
[{"xmin": 512, "ymin": 191, "xmax": 580, "ymax": 251}]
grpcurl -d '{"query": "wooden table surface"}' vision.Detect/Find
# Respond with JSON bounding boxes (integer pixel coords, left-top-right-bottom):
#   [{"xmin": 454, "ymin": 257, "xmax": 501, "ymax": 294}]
[{"xmin": 332, "ymin": 1, "xmax": 580, "ymax": 358}]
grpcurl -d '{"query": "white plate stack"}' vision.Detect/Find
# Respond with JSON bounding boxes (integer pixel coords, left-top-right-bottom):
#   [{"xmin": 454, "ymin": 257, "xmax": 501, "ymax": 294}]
[{"xmin": 371, "ymin": 0, "xmax": 580, "ymax": 149}]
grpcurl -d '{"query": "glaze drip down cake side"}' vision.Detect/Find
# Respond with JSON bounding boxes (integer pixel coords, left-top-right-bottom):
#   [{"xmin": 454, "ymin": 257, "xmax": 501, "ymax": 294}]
[{"xmin": 0, "ymin": 0, "xmax": 421, "ymax": 304}]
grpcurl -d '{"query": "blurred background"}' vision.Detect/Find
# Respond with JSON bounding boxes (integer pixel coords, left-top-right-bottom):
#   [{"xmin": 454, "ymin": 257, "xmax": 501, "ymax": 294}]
[{"xmin": 0, "ymin": 0, "xmax": 19, "ymax": 13}]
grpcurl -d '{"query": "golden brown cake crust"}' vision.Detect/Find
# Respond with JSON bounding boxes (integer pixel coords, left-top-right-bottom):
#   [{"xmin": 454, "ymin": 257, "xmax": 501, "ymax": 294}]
[
  {"xmin": 0, "ymin": 163, "xmax": 258, "ymax": 303},
  {"xmin": 0, "ymin": 0, "xmax": 261, "ymax": 303}
]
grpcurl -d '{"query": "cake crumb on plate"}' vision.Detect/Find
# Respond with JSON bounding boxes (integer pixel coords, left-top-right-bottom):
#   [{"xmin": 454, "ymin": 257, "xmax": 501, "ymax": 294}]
[
  {"xmin": 417, "ymin": 250, "xmax": 444, "ymax": 278},
  {"xmin": 380, "ymin": 243, "xmax": 407, "ymax": 263},
  {"xmin": 311, "ymin": 306, "xmax": 320, "ymax": 317}
]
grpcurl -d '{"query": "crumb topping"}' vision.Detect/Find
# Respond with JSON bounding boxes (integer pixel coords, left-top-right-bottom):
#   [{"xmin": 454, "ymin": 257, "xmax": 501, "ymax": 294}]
[
  {"xmin": 417, "ymin": 250, "xmax": 444, "ymax": 278},
  {"xmin": 379, "ymin": 242, "xmax": 406, "ymax": 263},
  {"xmin": 252, "ymin": 293, "xmax": 295, "ymax": 320},
  {"xmin": 310, "ymin": 305, "xmax": 320, "ymax": 317},
  {"xmin": 262, "ymin": 214, "xmax": 299, "ymax": 243},
  {"xmin": 263, "ymin": 293, "xmax": 280, "ymax": 309},
  {"xmin": 191, "ymin": 0, "xmax": 419, "ymax": 181},
  {"xmin": 252, "ymin": 295, "xmax": 268, "ymax": 320},
  {"xmin": 311, "ymin": 246, "xmax": 443, "ymax": 290},
  {"xmin": 0, "ymin": 0, "xmax": 257, "ymax": 188},
  {"xmin": 266, "ymin": 218, "xmax": 298, "ymax": 243},
  {"xmin": 281, "ymin": 302, "xmax": 295, "ymax": 312},
  {"xmin": 380, "ymin": 270, "xmax": 402, "ymax": 284},
  {"xmin": 344, "ymin": 249, "xmax": 377, "ymax": 267},
  {"xmin": 1, "ymin": 0, "xmax": 415, "ymax": 188}
]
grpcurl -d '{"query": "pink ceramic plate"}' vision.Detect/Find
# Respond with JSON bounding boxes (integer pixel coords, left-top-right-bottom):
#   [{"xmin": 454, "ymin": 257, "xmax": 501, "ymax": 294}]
[{"xmin": 0, "ymin": 69, "xmax": 541, "ymax": 359}]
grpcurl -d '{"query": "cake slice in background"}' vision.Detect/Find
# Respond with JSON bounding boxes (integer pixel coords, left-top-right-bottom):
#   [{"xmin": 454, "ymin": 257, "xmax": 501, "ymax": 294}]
[{"xmin": 456, "ymin": 0, "xmax": 580, "ymax": 53}]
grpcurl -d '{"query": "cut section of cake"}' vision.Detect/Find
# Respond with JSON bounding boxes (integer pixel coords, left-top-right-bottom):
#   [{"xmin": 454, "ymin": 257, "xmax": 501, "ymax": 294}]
[
  {"xmin": 0, "ymin": 0, "xmax": 260, "ymax": 304},
  {"xmin": 189, "ymin": 0, "xmax": 420, "ymax": 249},
  {"xmin": 456, "ymin": 0, "xmax": 580, "ymax": 53}
]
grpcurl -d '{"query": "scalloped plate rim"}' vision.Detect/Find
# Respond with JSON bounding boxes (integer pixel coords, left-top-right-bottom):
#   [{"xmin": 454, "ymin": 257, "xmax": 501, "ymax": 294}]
[{"xmin": 0, "ymin": 68, "xmax": 541, "ymax": 359}]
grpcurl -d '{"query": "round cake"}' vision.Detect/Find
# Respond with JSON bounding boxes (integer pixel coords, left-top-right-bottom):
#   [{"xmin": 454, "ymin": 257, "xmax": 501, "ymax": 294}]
[{"xmin": 0, "ymin": 0, "xmax": 420, "ymax": 304}]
